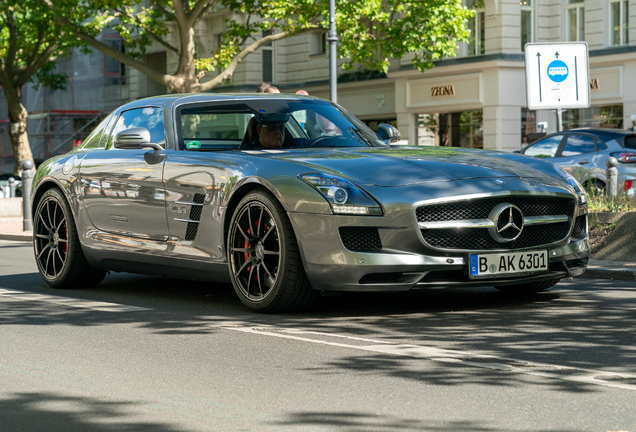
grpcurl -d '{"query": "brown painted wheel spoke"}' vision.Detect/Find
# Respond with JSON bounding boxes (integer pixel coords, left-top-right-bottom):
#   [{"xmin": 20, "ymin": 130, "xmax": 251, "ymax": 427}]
[
  {"xmin": 38, "ymin": 212, "xmax": 52, "ymax": 232},
  {"xmin": 54, "ymin": 248, "xmax": 65, "ymax": 275},
  {"xmin": 231, "ymin": 247, "xmax": 251, "ymax": 253},
  {"xmin": 246, "ymin": 265, "xmax": 256, "ymax": 295},
  {"xmin": 255, "ymin": 264, "xmax": 264, "ymax": 296},
  {"xmin": 236, "ymin": 258, "xmax": 252, "ymax": 277},
  {"xmin": 261, "ymin": 224, "xmax": 276, "ymax": 242},
  {"xmin": 236, "ymin": 222, "xmax": 252, "ymax": 243},
  {"xmin": 36, "ymin": 233, "xmax": 52, "ymax": 240},
  {"xmin": 261, "ymin": 261, "xmax": 276, "ymax": 281},
  {"xmin": 37, "ymin": 244, "xmax": 52, "ymax": 260},
  {"xmin": 59, "ymin": 239, "xmax": 68, "ymax": 244},
  {"xmin": 56, "ymin": 217, "xmax": 65, "ymax": 232},
  {"xmin": 45, "ymin": 248, "xmax": 54, "ymax": 275},
  {"xmin": 247, "ymin": 205, "xmax": 256, "ymax": 238},
  {"xmin": 257, "ymin": 206, "xmax": 264, "ymax": 238},
  {"xmin": 46, "ymin": 201, "xmax": 56, "ymax": 232},
  {"xmin": 262, "ymin": 249, "xmax": 279, "ymax": 255}
]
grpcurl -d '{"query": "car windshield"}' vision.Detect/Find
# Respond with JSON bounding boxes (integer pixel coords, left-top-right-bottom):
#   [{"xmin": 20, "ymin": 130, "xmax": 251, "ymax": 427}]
[{"xmin": 177, "ymin": 99, "xmax": 387, "ymax": 151}]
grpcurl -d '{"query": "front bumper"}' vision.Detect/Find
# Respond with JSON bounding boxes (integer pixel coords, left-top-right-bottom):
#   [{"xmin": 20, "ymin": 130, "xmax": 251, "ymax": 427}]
[{"xmin": 289, "ymin": 211, "xmax": 590, "ymax": 292}]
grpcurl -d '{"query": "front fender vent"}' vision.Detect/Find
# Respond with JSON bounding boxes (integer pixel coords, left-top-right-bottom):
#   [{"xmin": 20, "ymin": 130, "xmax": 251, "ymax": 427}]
[{"xmin": 185, "ymin": 193, "xmax": 206, "ymax": 241}]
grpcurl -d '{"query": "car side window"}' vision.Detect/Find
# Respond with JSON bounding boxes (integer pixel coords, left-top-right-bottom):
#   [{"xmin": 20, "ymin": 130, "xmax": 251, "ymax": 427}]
[
  {"xmin": 107, "ymin": 107, "xmax": 165, "ymax": 149},
  {"xmin": 80, "ymin": 114, "xmax": 113, "ymax": 149},
  {"xmin": 561, "ymin": 135, "xmax": 596, "ymax": 157},
  {"xmin": 524, "ymin": 135, "xmax": 563, "ymax": 158},
  {"xmin": 624, "ymin": 136, "xmax": 636, "ymax": 149}
]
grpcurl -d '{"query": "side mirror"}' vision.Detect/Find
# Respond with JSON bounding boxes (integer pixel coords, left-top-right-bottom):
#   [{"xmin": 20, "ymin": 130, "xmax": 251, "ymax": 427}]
[
  {"xmin": 377, "ymin": 123, "xmax": 402, "ymax": 144},
  {"xmin": 114, "ymin": 127, "xmax": 162, "ymax": 151}
]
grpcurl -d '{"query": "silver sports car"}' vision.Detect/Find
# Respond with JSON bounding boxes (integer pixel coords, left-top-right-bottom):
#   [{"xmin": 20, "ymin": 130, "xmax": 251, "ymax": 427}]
[{"xmin": 31, "ymin": 94, "xmax": 590, "ymax": 312}]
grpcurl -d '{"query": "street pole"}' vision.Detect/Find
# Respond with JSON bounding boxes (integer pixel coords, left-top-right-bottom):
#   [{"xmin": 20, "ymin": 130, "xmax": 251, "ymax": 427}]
[
  {"xmin": 556, "ymin": 108, "xmax": 563, "ymax": 132},
  {"xmin": 327, "ymin": 0, "xmax": 338, "ymax": 104},
  {"xmin": 21, "ymin": 159, "xmax": 34, "ymax": 231}
]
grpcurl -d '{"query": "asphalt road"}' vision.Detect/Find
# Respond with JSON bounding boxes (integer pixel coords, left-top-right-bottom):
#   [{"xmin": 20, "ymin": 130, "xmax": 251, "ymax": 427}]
[{"xmin": 1, "ymin": 239, "xmax": 635, "ymax": 432}]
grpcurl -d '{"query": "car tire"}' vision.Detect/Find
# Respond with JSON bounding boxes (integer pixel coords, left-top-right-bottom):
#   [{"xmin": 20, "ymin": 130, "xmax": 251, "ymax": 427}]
[
  {"xmin": 227, "ymin": 189, "xmax": 318, "ymax": 312},
  {"xmin": 33, "ymin": 188, "xmax": 106, "ymax": 288},
  {"xmin": 495, "ymin": 278, "xmax": 560, "ymax": 294}
]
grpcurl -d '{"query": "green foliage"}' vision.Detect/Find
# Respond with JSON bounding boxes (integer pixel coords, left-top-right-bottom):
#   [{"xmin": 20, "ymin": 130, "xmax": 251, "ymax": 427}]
[
  {"xmin": 51, "ymin": 0, "xmax": 472, "ymax": 92},
  {"xmin": 585, "ymin": 187, "xmax": 636, "ymax": 213},
  {"xmin": 0, "ymin": 0, "xmax": 86, "ymax": 89},
  {"xmin": 29, "ymin": 61, "xmax": 68, "ymax": 91}
]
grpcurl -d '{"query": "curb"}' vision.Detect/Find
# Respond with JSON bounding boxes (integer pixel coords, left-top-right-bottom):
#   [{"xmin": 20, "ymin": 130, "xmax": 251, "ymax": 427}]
[{"xmin": 0, "ymin": 232, "xmax": 32, "ymax": 242}]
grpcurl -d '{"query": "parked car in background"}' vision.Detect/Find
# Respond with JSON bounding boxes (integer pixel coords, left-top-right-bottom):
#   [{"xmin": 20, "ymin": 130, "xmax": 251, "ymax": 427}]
[{"xmin": 520, "ymin": 128, "xmax": 636, "ymax": 196}]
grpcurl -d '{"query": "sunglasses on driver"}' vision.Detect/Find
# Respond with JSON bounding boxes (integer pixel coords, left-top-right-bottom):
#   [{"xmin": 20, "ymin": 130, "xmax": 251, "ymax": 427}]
[{"xmin": 260, "ymin": 123, "xmax": 285, "ymax": 132}]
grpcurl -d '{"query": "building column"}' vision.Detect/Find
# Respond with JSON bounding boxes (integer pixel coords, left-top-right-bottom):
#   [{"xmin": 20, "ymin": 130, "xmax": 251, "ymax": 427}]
[{"xmin": 483, "ymin": 105, "xmax": 522, "ymax": 152}]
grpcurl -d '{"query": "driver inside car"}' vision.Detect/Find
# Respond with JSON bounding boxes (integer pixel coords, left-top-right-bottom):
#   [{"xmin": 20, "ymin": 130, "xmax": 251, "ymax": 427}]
[{"xmin": 240, "ymin": 117, "xmax": 312, "ymax": 150}]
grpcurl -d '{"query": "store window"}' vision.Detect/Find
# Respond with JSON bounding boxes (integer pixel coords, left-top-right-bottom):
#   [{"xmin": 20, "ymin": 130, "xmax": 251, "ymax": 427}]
[
  {"xmin": 364, "ymin": 119, "xmax": 397, "ymax": 133},
  {"xmin": 262, "ymin": 30, "xmax": 275, "ymax": 83},
  {"xmin": 466, "ymin": 0, "xmax": 485, "ymax": 56},
  {"xmin": 562, "ymin": 105, "xmax": 623, "ymax": 129},
  {"xmin": 610, "ymin": 0, "xmax": 629, "ymax": 45},
  {"xmin": 417, "ymin": 110, "xmax": 483, "ymax": 148},
  {"xmin": 567, "ymin": 0, "xmax": 585, "ymax": 41},
  {"xmin": 521, "ymin": 108, "xmax": 543, "ymax": 146},
  {"xmin": 520, "ymin": 0, "xmax": 533, "ymax": 50}
]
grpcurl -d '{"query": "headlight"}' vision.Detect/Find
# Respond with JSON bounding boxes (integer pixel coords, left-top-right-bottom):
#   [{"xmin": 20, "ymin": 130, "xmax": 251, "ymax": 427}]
[
  {"xmin": 554, "ymin": 165, "xmax": 587, "ymax": 205},
  {"xmin": 299, "ymin": 173, "xmax": 383, "ymax": 215}
]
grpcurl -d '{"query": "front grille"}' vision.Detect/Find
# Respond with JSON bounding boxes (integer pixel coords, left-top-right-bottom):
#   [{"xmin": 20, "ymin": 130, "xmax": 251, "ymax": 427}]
[
  {"xmin": 417, "ymin": 197, "xmax": 571, "ymax": 222},
  {"xmin": 421, "ymin": 223, "xmax": 568, "ymax": 250},
  {"xmin": 571, "ymin": 215, "xmax": 587, "ymax": 238},
  {"xmin": 339, "ymin": 227, "xmax": 382, "ymax": 251},
  {"xmin": 193, "ymin": 193, "xmax": 206, "ymax": 204},
  {"xmin": 416, "ymin": 196, "xmax": 574, "ymax": 251},
  {"xmin": 359, "ymin": 273, "xmax": 403, "ymax": 284}
]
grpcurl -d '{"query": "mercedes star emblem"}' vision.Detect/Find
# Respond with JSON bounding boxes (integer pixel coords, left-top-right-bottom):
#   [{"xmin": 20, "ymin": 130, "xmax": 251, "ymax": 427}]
[{"xmin": 487, "ymin": 203, "xmax": 524, "ymax": 243}]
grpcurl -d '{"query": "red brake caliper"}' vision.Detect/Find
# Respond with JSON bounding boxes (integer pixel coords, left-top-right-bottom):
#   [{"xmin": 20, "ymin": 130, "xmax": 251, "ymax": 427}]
[{"xmin": 244, "ymin": 221, "xmax": 260, "ymax": 277}]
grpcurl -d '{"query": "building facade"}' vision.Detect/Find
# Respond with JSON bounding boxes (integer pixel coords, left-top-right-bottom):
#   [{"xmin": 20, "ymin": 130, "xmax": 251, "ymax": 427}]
[
  {"xmin": 122, "ymin": 0, "xmax": 636, "ymax": 151},
  {"xmin": 2, "ymin": 0, "xmax": 636, "ymax": 174}
]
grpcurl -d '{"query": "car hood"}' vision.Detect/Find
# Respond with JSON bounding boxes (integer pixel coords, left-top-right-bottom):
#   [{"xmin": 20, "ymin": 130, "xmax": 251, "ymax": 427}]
[{"xmin": 269, "ymin": 146, "xmax": 559, "ymax": 187}]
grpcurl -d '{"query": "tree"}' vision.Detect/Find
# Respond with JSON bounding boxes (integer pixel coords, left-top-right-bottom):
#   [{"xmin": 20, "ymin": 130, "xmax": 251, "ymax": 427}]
[
  {"xmin": 0, "ymin": 1, "xmax": 84, "ymax": 173},
  {"xmin": 53, "ymin": 0, "xmax": 472, "ymax": 94}
]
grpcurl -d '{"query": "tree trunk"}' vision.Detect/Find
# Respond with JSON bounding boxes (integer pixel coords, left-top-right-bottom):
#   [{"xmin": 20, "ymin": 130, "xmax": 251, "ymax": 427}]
[{"xmin": 5, "ymin": 86, "xmax": 34, "ymax": 176}]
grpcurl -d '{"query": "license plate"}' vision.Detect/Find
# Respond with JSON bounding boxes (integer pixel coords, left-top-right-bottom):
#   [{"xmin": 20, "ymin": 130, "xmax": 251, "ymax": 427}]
[{"xmin": 468, "ymin": 250, "xmax": 548, "ymax": 278}]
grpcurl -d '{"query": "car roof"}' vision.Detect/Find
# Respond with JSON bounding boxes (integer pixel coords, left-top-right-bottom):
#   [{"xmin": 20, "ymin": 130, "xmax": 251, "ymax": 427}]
[{"xmin": 567, "ymin": 127, "xmax": 634, "ymax": 136}]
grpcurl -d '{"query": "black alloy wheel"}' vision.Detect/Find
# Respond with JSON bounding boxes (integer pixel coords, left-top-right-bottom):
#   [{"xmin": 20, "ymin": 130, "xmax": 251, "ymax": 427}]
[
  {"xmin": 228, "ymin": 190, "xmax": 317, "ymax": 312},
  {"xmin": 33, "ymin": 188, "xmax": 106, "ymax": 288}
]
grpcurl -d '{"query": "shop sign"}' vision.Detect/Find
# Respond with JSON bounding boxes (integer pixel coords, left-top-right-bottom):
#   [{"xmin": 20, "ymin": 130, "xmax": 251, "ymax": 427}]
[{"xmin": 431, "ymin": 86, "xmax": 455, "ymax": 97}]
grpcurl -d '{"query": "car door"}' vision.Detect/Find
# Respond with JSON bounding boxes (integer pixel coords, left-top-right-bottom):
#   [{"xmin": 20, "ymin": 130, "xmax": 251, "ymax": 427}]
[
  {"xmin": 553, "ymin": 134, "xmax": 601, "ymax": 185},
  {"xmin": 79, "ymin": 107, "xmax": 170, "ymax": 241}
]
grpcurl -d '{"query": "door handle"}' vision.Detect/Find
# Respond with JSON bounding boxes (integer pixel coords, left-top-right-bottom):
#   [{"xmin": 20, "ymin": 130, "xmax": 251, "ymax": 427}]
[{"xmin": 578, "ymin": 160, "xmax": 589, "ymax": 165}]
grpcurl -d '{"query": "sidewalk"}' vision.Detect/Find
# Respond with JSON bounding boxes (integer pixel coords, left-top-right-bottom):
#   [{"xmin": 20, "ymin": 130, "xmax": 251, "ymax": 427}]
[
  {"xmin": 1, "ymin": 215, "xmax": 634, "ymax": 282},
  {"xmin": 0, "ymin": 216, "xmax": 33, "ymax": 242}
]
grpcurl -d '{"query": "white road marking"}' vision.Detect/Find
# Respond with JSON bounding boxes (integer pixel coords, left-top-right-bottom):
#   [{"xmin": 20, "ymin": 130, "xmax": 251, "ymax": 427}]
[
  {"xmin": 0, "ymin": 288, "xmax": 152, "ymax": 312},
  {"xmin": 220, "ymin": 323, "xmax": 636, "ymax": 392}
]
